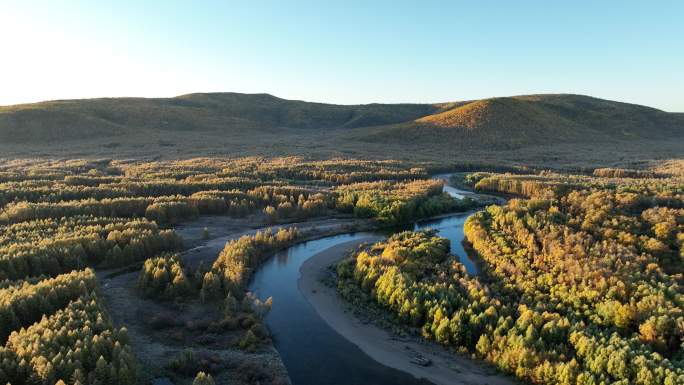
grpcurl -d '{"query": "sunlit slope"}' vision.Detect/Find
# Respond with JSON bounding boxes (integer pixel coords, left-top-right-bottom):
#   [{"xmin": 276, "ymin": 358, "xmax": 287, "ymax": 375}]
[
  {"xmin": 354, "ymin": 94, "xmax": 684, "ymax": 148},
  {"xmin": 1, "ymin": 92, "xmax": 682, "ymax": 149}
]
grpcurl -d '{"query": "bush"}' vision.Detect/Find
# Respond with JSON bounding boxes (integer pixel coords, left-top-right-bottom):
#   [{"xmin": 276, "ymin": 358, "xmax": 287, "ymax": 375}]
[
  {"xmin": 193, "ymin": 371, "xmax": 215, "ymax": 385},
  {"xmin": 137, "ymin": 253, "xmax": 191, "ymax": 299}
]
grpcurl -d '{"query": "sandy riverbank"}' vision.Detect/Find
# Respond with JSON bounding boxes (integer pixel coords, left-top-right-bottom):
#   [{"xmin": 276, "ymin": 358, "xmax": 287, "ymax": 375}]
[{"xmin": 298, "ymin": 238, "xmax": 516, "ymax": 385}]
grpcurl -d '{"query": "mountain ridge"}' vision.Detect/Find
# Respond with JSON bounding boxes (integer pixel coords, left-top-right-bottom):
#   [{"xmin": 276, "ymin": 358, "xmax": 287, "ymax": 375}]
[{"xmin": 1, "ymin": 92, "xmax": 682, "ymax": 149}]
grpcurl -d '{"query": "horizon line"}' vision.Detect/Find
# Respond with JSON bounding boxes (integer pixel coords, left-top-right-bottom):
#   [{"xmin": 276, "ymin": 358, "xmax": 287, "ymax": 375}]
[{"xmin": 1, "ymin": 91, "xmax": 678, "ymax": 113}]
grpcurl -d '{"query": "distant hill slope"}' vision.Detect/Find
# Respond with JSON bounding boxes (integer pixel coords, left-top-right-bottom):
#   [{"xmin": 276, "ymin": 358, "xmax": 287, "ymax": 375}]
[
  {"xmin": 0, "ymin": 93, "xmax": 438, "ymax": 143},
  {"xmin": 1, "ymin": 92, "xmax": 682, "ymax": 149},
  {"xmin": 353, "ymin": 94, "xmax": 684, "ymax": 148}
]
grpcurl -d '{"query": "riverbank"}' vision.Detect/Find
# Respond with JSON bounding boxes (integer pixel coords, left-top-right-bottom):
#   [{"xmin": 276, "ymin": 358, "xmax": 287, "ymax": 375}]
[
  {"xmin": 99, "ymin": 216, "xmax": 368, "ymax": 385},
  {"xmin": 298, "ymin": 239, "xmax": 516, "ymax": 385},
  {"xmin": 98, "ymin": 214, "xmax": 394, "ymax": 385},
  {"xmin": 100, "ymin": 175, "xmax": 500, "ymax": 384}
]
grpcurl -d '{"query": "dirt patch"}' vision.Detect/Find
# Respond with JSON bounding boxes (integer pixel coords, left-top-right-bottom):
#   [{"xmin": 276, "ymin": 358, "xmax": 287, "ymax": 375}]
[
  {"xmin": 98, "ymin": 263, "xmax": 290, "ymax": 385},
  {"xmin": 99, "ymin": 263, "xmax": 291, "ymax": 385}
]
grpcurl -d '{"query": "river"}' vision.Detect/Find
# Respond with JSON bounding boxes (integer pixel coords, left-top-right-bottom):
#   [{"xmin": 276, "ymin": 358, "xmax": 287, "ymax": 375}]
[{"xmin": 248, "ymin": 178, "xmax": 488, "ymax": 385}]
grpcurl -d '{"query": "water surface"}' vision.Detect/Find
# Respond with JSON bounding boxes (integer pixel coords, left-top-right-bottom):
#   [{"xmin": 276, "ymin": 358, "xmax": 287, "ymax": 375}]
[{"xmin": 248, "ymin": 179, "xmax": 483, "ymax": 384}]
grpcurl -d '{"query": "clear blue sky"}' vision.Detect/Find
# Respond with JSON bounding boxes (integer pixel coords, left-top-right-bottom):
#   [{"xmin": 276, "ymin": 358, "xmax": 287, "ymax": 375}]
[{"xmin": 2, "ymin": 0, "xmax": 683, "ymax": 111}]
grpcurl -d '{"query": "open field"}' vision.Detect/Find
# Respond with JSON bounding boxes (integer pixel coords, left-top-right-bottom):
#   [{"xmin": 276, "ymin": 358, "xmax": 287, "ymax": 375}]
[{"xmin": 3, "ymin": 131, "xmax": 684, "ymax": 172}]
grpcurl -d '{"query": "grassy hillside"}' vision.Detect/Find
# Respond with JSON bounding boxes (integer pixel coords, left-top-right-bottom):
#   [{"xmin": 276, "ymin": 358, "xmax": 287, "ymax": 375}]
[
  {"xmin": 0, "ymin": 93, "xmax": 682, "ymax": 164},
  {"xmin": 354, "ymin": 94, "xmax": 684, "ymax": 148},
  {"xmin": 0, "ymin": 93, "xmax": 437, "ymax": 143}
]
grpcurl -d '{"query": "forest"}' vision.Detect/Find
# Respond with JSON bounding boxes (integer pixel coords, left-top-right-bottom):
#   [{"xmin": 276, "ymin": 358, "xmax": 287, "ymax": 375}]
[
  {"xmin": 337, "ymin": 171, "xmax": 684, "ymax": 385},
  {"xmin": 3, "ymin": 156, "xmax": 682, "ymax": 385},
  {"xmin": 0, "ymin": 157, "xmax": 466, "ymax": 385}
]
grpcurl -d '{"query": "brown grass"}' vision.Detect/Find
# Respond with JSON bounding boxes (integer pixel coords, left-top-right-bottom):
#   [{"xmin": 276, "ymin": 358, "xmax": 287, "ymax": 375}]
[{"xmin": 0, "ymin": 93, "xmax": 682, "ymax": 170}]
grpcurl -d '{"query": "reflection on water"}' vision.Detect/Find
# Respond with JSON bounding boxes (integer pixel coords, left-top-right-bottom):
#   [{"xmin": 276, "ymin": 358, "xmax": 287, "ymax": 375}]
[
  {"xmin": 248, "ymin": 178, "xmax": 486, "ymax": 385},
  {"xmin": 415, "ymin": 213, "xmax": 479, "ymax": 275},
  {"xmin": 432, "ymin": 173, "xmax": 474, "ymax": 200},
  {"xmin": 443, "ymin": 184, "xmax": 467, "ymax": 199},
  {"xmin": 250, "ymin": 233, "xmax": 433, "ymax": 385}
]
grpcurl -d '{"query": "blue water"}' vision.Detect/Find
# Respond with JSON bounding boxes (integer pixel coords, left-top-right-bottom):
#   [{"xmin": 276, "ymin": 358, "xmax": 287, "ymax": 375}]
[
  {"xmin": 248, "ymin": 179, "xmax": 482, "ymax": 385},
  {"xmin": 414, "ymin": 213, "xmax": 478, "ymax": 275}
]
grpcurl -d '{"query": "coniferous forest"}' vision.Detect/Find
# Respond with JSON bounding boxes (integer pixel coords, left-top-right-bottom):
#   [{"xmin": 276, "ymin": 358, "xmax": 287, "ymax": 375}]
[
  {"xmin": 337, "ymin": 171, "xmax": 684, "ymax": 385},
  {"xmin": 1, "ymin": 156, "xmax": 683, "ymax": 384},
  {"xmin": 0, "ymin": 158, "xmax": 466, "ymax": 384}
]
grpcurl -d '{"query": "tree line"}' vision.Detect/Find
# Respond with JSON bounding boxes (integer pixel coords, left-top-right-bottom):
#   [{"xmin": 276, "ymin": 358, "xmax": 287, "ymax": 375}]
[
  {"xmin": 336, "ymin": 179, "xmax": 466, "ymax": 225},
  {"xmin": 0, "ymin": 293, "xmax": 138, "ymax": 385},
  {"xmin": 137, "ymin": 253, "xmax": 191, "ymax": 299},
  {"xmin": 0, "ymin": 268, "xmax": 98, "ymax": 342},
  {"xmin": 203, "ymin": 228, "xmax": 300, "ymax": 299},
  {"xmin": 0, "ymin": 216, "xmax": 182, "ymax": 280}
]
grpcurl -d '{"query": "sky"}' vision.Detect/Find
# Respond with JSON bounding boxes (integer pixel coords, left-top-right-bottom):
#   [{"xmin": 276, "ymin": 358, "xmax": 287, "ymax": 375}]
[{"xmin": 1, "ymin": 1, "xmax": 683, "ymax": 111}]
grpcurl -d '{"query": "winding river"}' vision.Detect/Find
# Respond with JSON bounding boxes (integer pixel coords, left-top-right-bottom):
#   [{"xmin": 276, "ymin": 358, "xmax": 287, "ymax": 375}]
[{"xmin": 248, "ymin": 179, "xmax": 489, "ymax": 385}]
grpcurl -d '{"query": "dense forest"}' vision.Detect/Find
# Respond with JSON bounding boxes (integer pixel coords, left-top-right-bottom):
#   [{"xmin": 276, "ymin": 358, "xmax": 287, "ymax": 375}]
[
  {"xmin": 337, "ymin": 171, "xmax": 684, "ymax": 385},
  {"xmin": 0, "ymin": 157, "xmax": 466, "ymax": 384},
  {"xmin": 4, "ymin": 156, "xmax": 681, "ymax": 384}
]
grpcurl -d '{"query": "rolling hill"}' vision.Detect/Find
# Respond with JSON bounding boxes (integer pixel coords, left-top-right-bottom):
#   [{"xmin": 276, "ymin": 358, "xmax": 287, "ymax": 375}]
[
  {"xmin": 0, "ymin": 93, "xmax": 438, "ymax": 143},
  {"xmin": 353, "ymin": 94, "xmax": 684, "ymax": 148},
  {"xmin": 0, "ymin": 92, "xmax": 682, "ymax": 153}
]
